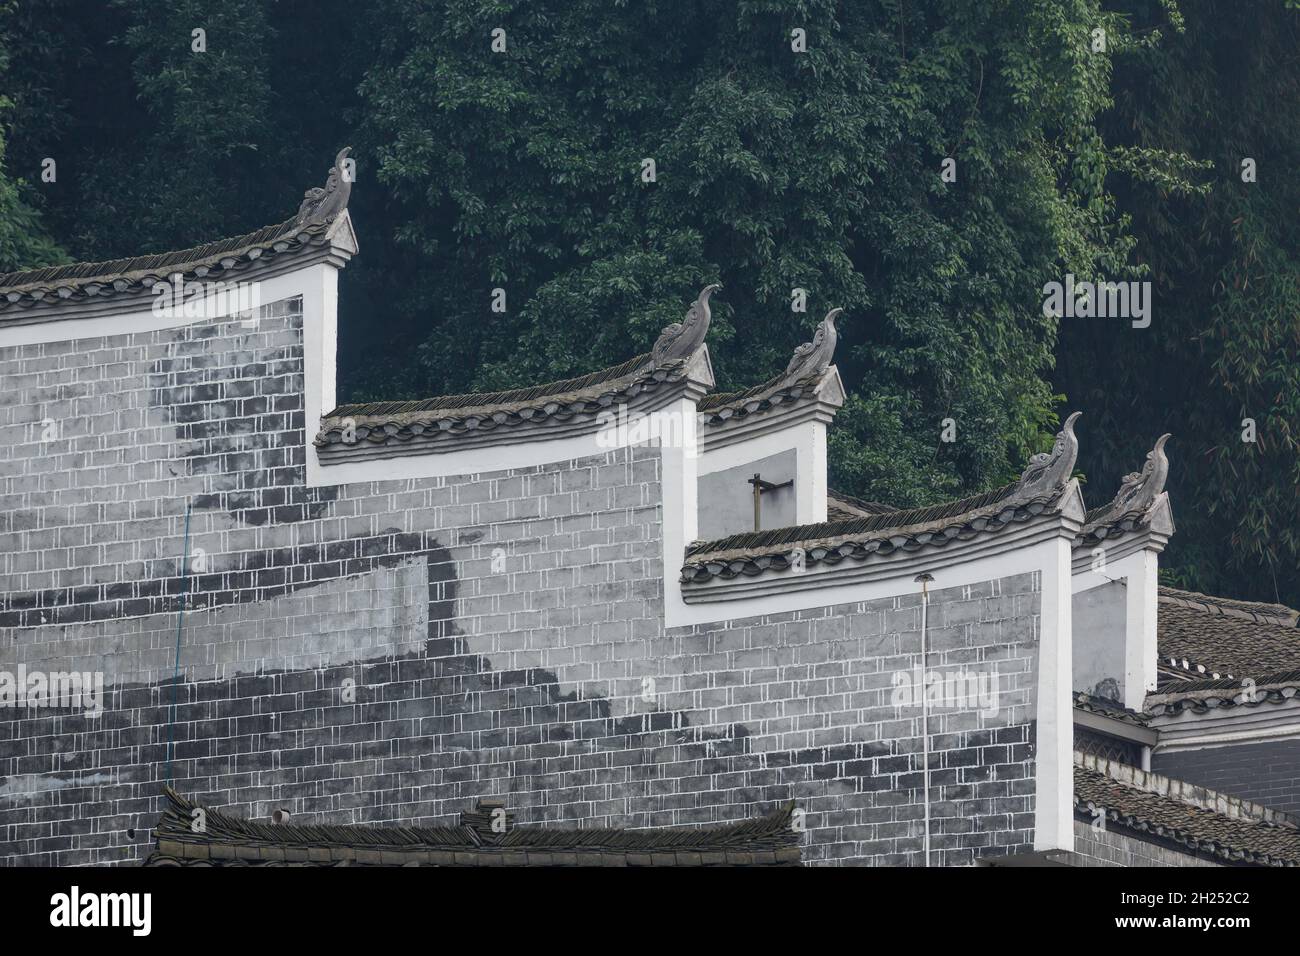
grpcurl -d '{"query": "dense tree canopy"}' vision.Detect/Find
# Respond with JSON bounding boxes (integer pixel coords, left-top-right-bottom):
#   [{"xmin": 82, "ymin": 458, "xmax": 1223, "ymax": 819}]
[{"xmin": 1, "ymin": 0, "xmax": 1295, "ymax": 605}]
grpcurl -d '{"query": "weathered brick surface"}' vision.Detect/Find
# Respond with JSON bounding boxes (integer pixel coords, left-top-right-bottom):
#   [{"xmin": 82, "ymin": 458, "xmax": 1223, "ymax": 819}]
[
  {"xmin": 0, "ymin": 295, "xmax": 1043, "ymax": 866},
  {"xmin": 1154, "ymin": 740, "xmax": 1300, "ymax": 817},
  {"xmin": 1071, "ymin": 820, "xmax": 1220, "ymax": 867}
]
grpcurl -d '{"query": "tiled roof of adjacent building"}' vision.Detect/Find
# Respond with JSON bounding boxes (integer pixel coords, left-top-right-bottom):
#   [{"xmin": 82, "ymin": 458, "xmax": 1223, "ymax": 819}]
[
  {"xmin": 315, "ymin": 352, "xmax": 675, "ymax": 448},
  {"xmin": 1146, "ymin": 669, "xmax": 1300, "ymax": 716},
  {"xmin": 314, "ymin": 285, "xmax": 720, "ymax": 454},
  {"xmin": 1073, "ymin": 691, "xmax": 1151, "ymax": 727},
  {"xmin": 1157, "ymin": 586, "xmax": 1300, "ymax": 680},
  {"xmin": 681, "ymin": 412, "xmax": 1082, "ymax": 584},
  {"xmin": 1074, "ymin": 754, "xmax": 1300, "ymax": 866},
  {"xmin": 0, "ymin": 148, "xmax": 356, "ymax": 318},
  {"xmin": 143, "ymin": 788, "xmax": 801, "ymax": 867}
]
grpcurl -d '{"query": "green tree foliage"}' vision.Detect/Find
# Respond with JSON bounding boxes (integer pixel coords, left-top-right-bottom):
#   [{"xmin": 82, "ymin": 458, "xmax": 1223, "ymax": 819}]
[
  {"xmin": 0, "ymin": 0, "xmax": 65, "ymax": 272},
  {"xmin": 2, "ymin": 0, "xmax": 1294, "ymax": 604},
  {"xmin": 1056, "ymin": 0, "xmax": 1300, "ymax": 605},
  {"xmin": 356, "ymin": 0, "xmax": 1137, "ymax": 506},
  {"xmin": 2, "ymin": 0, "xmax": 361, "ymax": 258}
]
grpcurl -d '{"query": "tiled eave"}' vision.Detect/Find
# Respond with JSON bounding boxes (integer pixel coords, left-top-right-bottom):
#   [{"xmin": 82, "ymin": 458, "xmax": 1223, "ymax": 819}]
[
  {"xmin": 1072, "ymin": 691, "xmax": 1156, "ymax": 747},
  {"xmin": 1070, "ymin": 492, "xmax": 1173, "ymax": 571},
  {"xmin": 1073, "ymin": 691, "xmax": 1151, "ymax": 727},
  {"xmin": 697, "ymin": 364, "xmax": 844, "ymax": 452},
  {"xmin": 1146, "ymin": 671, "xmax": 1300, "ymax": 717},
  {"xmin": 679, "ymin": 479, "xmax": 1085, "ymax": 603},
  {"xmin": 0, "ymin": 213, "xmax": 357, "ymax": 326},
  {"xmin": 313, "ymin": 351, "xmax": 708, "ymax": 460},
  {"xmin": 145, "ymin": 788, "xmax": 802, "ymax": 867},
  {"xmin": 1073, "ymin": 753, "xmax": 1300, "ymax": 866}
]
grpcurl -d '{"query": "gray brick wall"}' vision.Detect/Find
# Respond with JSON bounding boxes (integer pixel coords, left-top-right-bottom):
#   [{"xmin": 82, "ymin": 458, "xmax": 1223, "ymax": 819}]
[
  {"xmin": 0, "ymin": 295, "xmax": 1044, "ymax": 866},
  {"xmin": 1154, "ymin": 740, "xmax": 1300, "ymax": 817},
  {"xmin": 1072, "ymin": 820, "xmax": 1220, "ymax": 867}
]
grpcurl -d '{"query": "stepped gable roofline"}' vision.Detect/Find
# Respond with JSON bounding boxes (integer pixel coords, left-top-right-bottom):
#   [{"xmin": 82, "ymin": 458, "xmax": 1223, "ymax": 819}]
[
  {"xmin": 0, "ymin": 148, "xmax": 358, "ymax": 324},
  {"xmin": 698, "ymin": 308, "xmax": 844, "ymax": 429},
  {"xmin": 1075, "ymin": 433, "xmax": 1173, "ymax": 550},
  {"xmin": 681, "ymin": 411, "xmax": 1082, "ymax": 585},
  {"xmin": 144, "ymin": 787, "xmax": 801, "ymax": 867},
  {"xmin": 314, "ymin": 285, "xmax": 719, "ymax": 456},
  {"xmin": 1156, "ymin": 586, "xmax": 1300, "ymax": 681},
  {"xmin": 1073, "ymin": 752, "xmax": 1300, "ymax": 865}
]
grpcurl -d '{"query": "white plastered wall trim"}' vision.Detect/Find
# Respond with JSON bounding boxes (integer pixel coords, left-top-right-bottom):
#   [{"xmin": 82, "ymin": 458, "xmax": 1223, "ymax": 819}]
[
  {"xmin": 309, "ymin": 347, "xmax": 715, "ymax": 486},
  {"xmin": 697, "ymin": 419, "xmax": 828, "ymax": 526},
  {"xmin": 1071, "ymin": 548, "xmax": 1161, "ymax": 711},
  {"xmin": 1035, "ymin": 529, "xmax": 1076, "ymax": 853},
  {"xmin": 660, "ymin": 497, "xmax": 1080, "ymax": 856}
]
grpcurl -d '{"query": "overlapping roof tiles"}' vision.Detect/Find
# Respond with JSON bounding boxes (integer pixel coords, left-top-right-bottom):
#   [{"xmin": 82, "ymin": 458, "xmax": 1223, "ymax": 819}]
[
  {"xmin": 1074, "ymin": 754, "xmax": 1300, "ymax": 866},
  {"xmin": 697, "ymin": 308, "xmax": 841, "ymax": 427},
  {"xmin": 313, "ymin": 284, "xmax": 721, "ymax": 454},
  {"xmin": 0, "ymin": 148, "xmax": 356, "ymax": 319},
  {"xmin": 681, "ymin": 411, "xmax": 1083, "ymax": 584},
  {"xmin": 1156, "ymin": 586, "xmax": 1300, "ymax": 681},
  {"xmin": 144, "ymin": 788, "xmax": 802, "ymax": 867}
]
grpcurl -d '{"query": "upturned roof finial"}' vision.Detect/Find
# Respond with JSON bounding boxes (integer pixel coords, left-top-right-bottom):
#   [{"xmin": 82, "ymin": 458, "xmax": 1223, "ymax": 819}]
[
  {"xmin": 1015, "ymin": 411, "xmax": 1081, "ymax": 498},
  {"xmin": 295, "ymin": 147, "xmax": 353, "ymax": 226},
  {"xmin": 1102, "ymin": 433, "xmax": 1171, "ymax": 519},
  {"xmin": 781, "ymin": 307, "xmax": 841, "ymax": 384},
  {"xmin": 652, "ymin": 283, "xmax": 720, "ymax": 367}
]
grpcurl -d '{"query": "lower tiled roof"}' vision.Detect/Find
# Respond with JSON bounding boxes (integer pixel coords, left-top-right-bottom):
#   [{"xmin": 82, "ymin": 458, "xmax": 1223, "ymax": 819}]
[
  {"xmin": 1074, "ymin": 757, "xmax": 1300, "ymax": 866},
  {"xmin": 328, "ymin": 354, "xmax": 651, "ymax": 420},
  {"xmin": 1146, "ymin": 670, "xmax": 1300, "ymax": 716},
  {"xmin": 681, "ymin": 479, "xmax": 1061, "ymax": 584},
  {"xmin": 315, "ymin": 284, "xmax": 719, "ymax": 454},
  {"xmin": 1157, "ymin": 586, "xmax": 1300, "ymax": 680},
  {"xmin": 144, "ymin": 788, "xmax": 802, "ymax": 867},
  {"xmin": 1073, "ymin": 691, "xmax": 1151, "ymax": 727}
]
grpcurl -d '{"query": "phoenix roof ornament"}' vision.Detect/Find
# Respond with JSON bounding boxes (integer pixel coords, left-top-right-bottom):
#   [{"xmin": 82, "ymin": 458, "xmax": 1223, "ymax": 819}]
[
  {"xmin": 1015, "ymin": 411, "xmax": 1082, "ymax": 499},
  {"xmin": 652, "ymin": 283, "xmax": 720, "ymax": 367},
  {"xmin": 1103, "ymin": 433, "xmax": 1171, "ymax": 519},
  {"xmin": 781, "ymin": 308, "xmax": 841, "ymax": 384},
  {"xmin": 294, "ymin": 147, "xmax": 353, "ymax": 226}
]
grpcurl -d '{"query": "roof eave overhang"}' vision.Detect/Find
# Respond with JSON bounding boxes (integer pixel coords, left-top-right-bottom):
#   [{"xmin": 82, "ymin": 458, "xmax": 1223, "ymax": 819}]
[
  {"xmin": 1073, "ymin": 706, "xmax": 1158, "ymax": 747},
  {"xmin": 1071, "ymin": 493, "xmax": 1173, "ymax": 572},
  {"xmin": 1148, "ymin": 689, "xmax": 1300, "ymax": 750},
  {"xmin": 697, "ymin": 365, "xmax": 844, "ymax": 453},
  {"xmin": 316, "ymin": 344, "xmax": 714, "ymax": 463},
  {"xmin": 680, "ymin": 483, "xmax": 1084, "ymax": 605},
  {"xmin": 0, "ymin": 210, "xmax": 358, "ymax": 328}
]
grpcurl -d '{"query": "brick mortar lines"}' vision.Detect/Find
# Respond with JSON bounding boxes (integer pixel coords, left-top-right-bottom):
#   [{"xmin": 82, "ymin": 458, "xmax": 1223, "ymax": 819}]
[{"xmin": 2, "ymin": 295, "xmax": 1043, "ymax": 867}]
